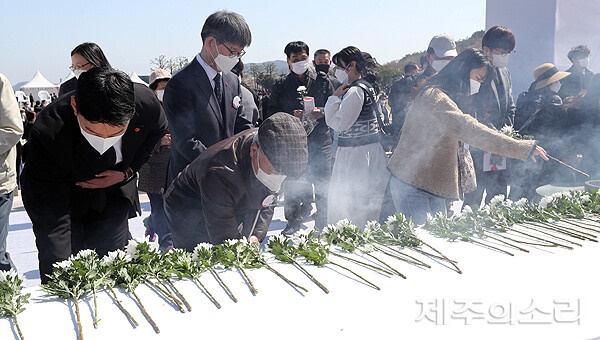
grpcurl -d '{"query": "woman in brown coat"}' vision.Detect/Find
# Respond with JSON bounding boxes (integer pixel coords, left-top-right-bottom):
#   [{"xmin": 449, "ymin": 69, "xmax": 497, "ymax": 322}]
[{"xmin": 388, "ymin": 49, "xmax": 547, "ymax": 224}]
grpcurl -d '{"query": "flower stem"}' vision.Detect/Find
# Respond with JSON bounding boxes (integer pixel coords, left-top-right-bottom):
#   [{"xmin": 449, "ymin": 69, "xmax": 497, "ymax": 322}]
[
  {"xmin": 92, "ymin": 286, "xmax": 99, "ymax": 329},
  {"xmin": 292, "ymin": 260, "xmax": 329, "ymax": 294},
  {"xmin": 330, "ymin": 252, "xmax": 394, "ymax": 276},
  {"xmin": 144, "ymin": 279, "xmax": 185, "ymax": 313},
  {"xmin": 166, "ymin": 278, "xmax": 192, "ymax": 312},
  {"xmin": 73, "ymin": 298, "xmax": 84, "ymax": 340},
  {"xmin": 237, "ymin": 266, "xmax": 258, "ymax": 295},
  {"xmin": 533, "ymin": 221, "xmax": 593, "ymax": 241},
  {"xmin": 108, "ymin": 287, "xmax": 138, "ymax": 327},
  {"xmin": 265, "ymin": 264, "xmax": 308, "ymax": 293},
  {"xmin": 132, "ymin": 289, "xmax": 159, "ymax": 333},
  {"xmin": 373, "ymin": 243, "xmax": 431, "ymax": 268},
  {"xmin": 419, "ymin": 240, "xmax": 462, "ymax": 274},
  {"xmin": 13, "ymin": 315, "xmax": 24, "ymax": 340},
  {"xmin": 516, "ymin": 224, "xmax": 579, "ymax": 247},
  {"xmin": 193, "ymin": 277, "xmax": 221, "ymax": 309},
  {"xmin": 468, "ymin": 237, "xmax": 514, "ymax": 256},
  {"xmin": 563, "ymin": 219, "xmax": 600, "ymax": 233},
  {"xmin": 328, "ymin": 261, "xmax": 380, "ymax": 290},
  {"xmin": 363, "ymin": 252, "xmax": 407, "ymax": 278},
  {"xmin": 483, "ymin": 232, "xmax": 530, "ymax": 253},
  {"xmin": 210, "ymin": 267, "xmax": 238, "ymax": 303}
]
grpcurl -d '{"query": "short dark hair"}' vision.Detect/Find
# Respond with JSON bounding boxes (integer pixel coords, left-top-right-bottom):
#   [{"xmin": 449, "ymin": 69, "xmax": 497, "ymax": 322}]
[
  {"xmin": 314, "ymin": 49, "xmax": 330, "ymax": 59},
  {"xmin": 425, "ymin": 48, "xmax": 492, "ymax": 108},
  {"xmin": 568, "ymin": 45, "xmax": 591, "ymax": 61},
  {"xmin": 71, "ymin": 42, "xmax": 111, "ymax": 68},
  {"xmin": 482, "ymin": 26, "xmax": 516, "ymax": 52},
  {"xmin": 75, "ymin": 68, "xmax": 135, "ymax": 126},
  {"xmin": 284, "ymin": 41, "xmax": 309, "ymax": 59},
  {"xmin": 404, "ymin": 62, "xmax": 419, "ymax": 74},
  {"xmin": 200, "ymin": 10, "xmax": 252, "ymax": 47}
]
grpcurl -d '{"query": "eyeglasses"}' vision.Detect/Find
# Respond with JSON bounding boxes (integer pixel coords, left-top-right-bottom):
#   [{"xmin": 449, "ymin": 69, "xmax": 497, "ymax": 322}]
[
  {"xmin": 69, "ymin": 62, "xmax": 92, "ymax": 71},
  {"xmin": 220, "ymin": 42, "xmax": 246, "ymax": 59}
]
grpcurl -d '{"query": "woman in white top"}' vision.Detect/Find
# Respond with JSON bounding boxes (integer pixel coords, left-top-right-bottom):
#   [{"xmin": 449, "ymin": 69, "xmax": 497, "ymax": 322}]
[{"xmin": 324, "ymin": 46, "xmax": 390, "ymax": 229}]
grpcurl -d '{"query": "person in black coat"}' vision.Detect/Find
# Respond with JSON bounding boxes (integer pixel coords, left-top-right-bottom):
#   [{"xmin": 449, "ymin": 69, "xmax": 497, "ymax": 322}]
[
  {"xmin": 463, "ymin": 26, "xmax": 517, "ymax": 209},
  {"xmin": 558, "ymin": 45, "xmax": 595, "ymax": 100},
  {"xmin": 21, "ymin": 68, "xmax": 167, "ymax": 282},
  {"xmin": 267, "ymin": 42, "xmax": 335, "ymax": 235}
]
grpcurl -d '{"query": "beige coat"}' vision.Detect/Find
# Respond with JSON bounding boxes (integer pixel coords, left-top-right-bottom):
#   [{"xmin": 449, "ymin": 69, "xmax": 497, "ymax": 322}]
[
  {"xmin": 388, "ymin": 87, "xmax": 535, "ymax": 199},
  {"xmin": 0, "ymin": 73, "xmax": 24, "ymax": 195}
]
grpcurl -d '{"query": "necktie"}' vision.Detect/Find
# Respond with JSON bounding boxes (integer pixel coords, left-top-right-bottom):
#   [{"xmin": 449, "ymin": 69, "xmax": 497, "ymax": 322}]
[{"xmin": 214, "ymin": 73, "xmax": 224, "ymax": 111}]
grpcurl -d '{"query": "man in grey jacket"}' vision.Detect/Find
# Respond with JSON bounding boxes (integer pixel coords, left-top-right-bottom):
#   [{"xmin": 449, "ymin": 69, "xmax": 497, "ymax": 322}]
[{"xmin": 0, "ymin": 73, "xmax": 24, "ymax": 271}]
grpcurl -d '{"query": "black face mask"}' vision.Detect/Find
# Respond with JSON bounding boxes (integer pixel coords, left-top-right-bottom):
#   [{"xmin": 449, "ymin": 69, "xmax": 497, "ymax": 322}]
[{"xmin": 315, "ymin": 64, "xmax": 330, "ymax": 74}]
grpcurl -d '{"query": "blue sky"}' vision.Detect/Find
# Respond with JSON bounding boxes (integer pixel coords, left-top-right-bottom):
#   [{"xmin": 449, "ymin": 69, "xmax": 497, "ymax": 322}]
[{"xmin": 1, "ymin": 0, "xmax": 485, "ymax": 85}]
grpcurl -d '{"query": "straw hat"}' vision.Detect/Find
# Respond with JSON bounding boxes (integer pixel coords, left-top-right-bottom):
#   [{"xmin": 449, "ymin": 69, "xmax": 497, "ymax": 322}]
[
  {"xmin": 149, "ymin": 69, "xmax": 171, "ymax": 89},
  {"xmin": 533, "ymin": 63, "xmax": 570, "ymax": 90}
]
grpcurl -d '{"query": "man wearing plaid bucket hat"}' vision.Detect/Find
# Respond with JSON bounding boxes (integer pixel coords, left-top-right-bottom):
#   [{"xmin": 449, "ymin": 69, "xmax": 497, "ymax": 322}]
[{"xmin": 164, "ymin": 112, "xmax": 308, "ymax": 250}]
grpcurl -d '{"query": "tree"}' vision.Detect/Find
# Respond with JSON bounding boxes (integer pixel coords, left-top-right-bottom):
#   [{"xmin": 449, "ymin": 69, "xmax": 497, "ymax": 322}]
[
  {"xmin": 150, "ymin": 55, "xmax": 170, "ymax": 70},
  {"xmin": 263, "ymin": 62, "xmax": 277, "ymax": 77},
  {"xmin": 169, "ymin": 56, "xmax": 189, "ymax": 74},
  {"xmin": 376, "ymin": 65, "xmax": 403, "ymax": 94}
]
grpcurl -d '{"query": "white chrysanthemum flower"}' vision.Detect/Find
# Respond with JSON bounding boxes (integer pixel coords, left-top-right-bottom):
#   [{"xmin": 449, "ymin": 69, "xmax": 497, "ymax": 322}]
[
  {"xmin": 461, "ymin": 205, "xmax": 473, "ymax": 215},
  {"xmin": 75, "ymin": 249, "xmax": 96, "ymax": 259},
  {"xmin": 385, "ymin": 214, "xmax": 399, "ymax": 225},
  {"xmin": 501, "ymin": 125, "xmax": 514, "ymax": 135},
  {"xmin": 225, "ymin": 239, "xmax": 238, "ymax": 247},
  {"xmin": 125, "ymin": 239, "xmax": 140, "ymax": 257},
  {"xmin": 539, "ymin": 196, "xmax": 553, "ymax": 209},
  {"xmin": 489, "ymin": 194, "xmax": 505, "ymax": 208},
  {"xmin": 103, "ymin": 249, "xmax": 131, "ymax": 266},
  {"xmin": 580, "ymin": 194, "xmax": 591, "ymax": 203},
  {"xmin": 297, "ymin": 85, "xmax": 307, "ymax": 92},
  {"xmin": 0, "ymin": 270, "xmax": 7, "ymax": 282},
  {"xmin": 54, "ymin": 259, "xmax": 72, "ymax": 269},
  {"xmin": 515, "ymin": 198, "xmax": 528, "ymax": 208},
  {"xmin": 365, "ymin": 220, "xmax": 379, "ymax": 231}
]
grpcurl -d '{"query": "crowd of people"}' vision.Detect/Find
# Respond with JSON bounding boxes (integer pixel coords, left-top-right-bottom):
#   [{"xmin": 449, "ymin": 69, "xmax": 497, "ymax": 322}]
[{"xmin": 0, "ymin": 10, "xmax": 598, "ymax": 282}]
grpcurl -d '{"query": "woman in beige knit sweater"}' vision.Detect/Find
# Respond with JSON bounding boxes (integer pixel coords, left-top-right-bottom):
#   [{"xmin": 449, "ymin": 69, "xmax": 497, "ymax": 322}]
[{"xmin": 388, "ymin": 48, "xmax": 547, "ymax": 224}]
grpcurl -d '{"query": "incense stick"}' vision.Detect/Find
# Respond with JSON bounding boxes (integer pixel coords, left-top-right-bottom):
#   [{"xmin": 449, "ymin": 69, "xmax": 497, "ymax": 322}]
[{"xmin": 547, "ymin": 155, "xmax": 589, "ymax": 177}]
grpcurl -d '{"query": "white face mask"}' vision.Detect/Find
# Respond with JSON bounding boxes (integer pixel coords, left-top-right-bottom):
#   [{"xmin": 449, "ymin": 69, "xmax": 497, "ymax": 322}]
[
  {"xmin": 492, "ymin": 53, "xmax": 510, "ymax": 68},
  {"xmin": 155, "ymin": 89, "xmax": 165, "ymax": 102},
  {"xmin": 291, "ymin": 59, "xmax": 310, "ymax": 75},
  {"xmin": 74, "ymin": 69, "xmax": 86, "ymax": 79},
  {"xmin": 578, "ymin": 57, "xmax": 590, "ymax": 68},
  {"xmin": 209, "ymin": 42, "xmax": 239, "ymax": 72},
  {"xmin": 78, "ymin": 117, "xmax": 124, "ymax": 155},
  {"xmin": 431, "ymin": 59, "xmax": 451, "ymax": 72},
  {"xmin": 470, "ymin": 79, "xmax": 481, "ymax": 95},
  {"xmin": 254, "ymin": 147, "xmax": 286, "ymax": 192},
  {"xmin": 548, "ymin": 81, "xmax": 561, "ymax": 93},
  {"xmin": 335, "ymin": 68, "xmax": 349, "ymax": 85}
]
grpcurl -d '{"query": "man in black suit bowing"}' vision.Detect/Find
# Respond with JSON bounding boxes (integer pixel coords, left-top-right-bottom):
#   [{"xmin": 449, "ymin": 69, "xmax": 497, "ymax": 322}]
[
  {"xmin": 163, "ymin": 10, "xmax": 253, "ymax": 185},
  {"xmin": 21, "ymin": 68, "xmax": 167, "ymax": 282}
]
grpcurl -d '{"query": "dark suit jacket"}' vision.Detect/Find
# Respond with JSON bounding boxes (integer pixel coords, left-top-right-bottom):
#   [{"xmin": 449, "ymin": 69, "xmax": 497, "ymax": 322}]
[
  {"xmin": 472, "ymin": 66, "xmax": 516, "ymax": 129},
  {"xmin": 163, "ymin": 57, "xmax": 253, "ymax": 185},
  {"xmin": 21, "ymin": 83, "xmax": 167, "ymax": 239},
  {"xmin": 58, "ymin": 77, "xmax": 77, "ymax": 97}
]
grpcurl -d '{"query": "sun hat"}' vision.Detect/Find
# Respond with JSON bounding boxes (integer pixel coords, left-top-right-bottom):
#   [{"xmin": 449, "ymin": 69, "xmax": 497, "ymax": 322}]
[
  {"xmin": 149, "ymin": 69, "xmax": 171, "ymax": 89},
  {"xmin": 533, "ymin": 63, "xmax": 570, "ymax": 90}
]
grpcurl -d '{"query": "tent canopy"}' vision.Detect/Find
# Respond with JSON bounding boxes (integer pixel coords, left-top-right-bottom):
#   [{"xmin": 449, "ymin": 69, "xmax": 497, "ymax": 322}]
[
  {"xmin": 20, "ymin": 71, "xmax": 58, "ymax": 101},
  {"xmin": 130, "ymin": 71, "xmax": 148, "ymax": 86}
]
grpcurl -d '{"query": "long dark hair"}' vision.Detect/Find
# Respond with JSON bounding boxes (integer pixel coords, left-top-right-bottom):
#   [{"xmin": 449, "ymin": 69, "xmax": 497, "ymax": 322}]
[
  {"xmin": 71, "ymin": 42, "xmax": 111, "ymax": 68},
  {"xmin": 423, "ymin": 48, "xmax": 491, "ymax": 109},
  {"xmin": 332, "ymin": 46, "xmax": 373, "ymax": 80}
]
